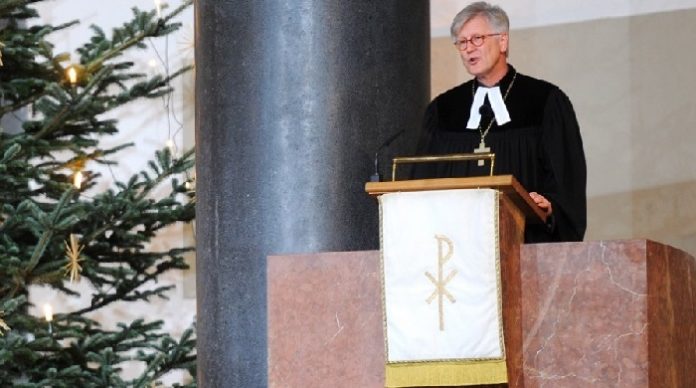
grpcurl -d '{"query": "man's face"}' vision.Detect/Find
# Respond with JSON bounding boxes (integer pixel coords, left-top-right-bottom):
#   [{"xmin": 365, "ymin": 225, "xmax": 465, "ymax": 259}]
[{"xmin": 456, "ymin": 15, "xmax": 508, "ymax": 82}]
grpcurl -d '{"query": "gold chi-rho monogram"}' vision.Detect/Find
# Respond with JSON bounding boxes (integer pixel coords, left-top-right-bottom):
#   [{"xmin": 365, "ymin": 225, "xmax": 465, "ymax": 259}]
[{"xmin": 425, "ymin": 234, "xmax": 458, "ymax": 331}]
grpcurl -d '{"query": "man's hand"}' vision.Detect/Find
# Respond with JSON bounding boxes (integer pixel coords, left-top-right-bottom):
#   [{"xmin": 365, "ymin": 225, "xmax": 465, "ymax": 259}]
[{"xmin": 529, "ymin": 192, "xmax": 553, "ymax": 217}]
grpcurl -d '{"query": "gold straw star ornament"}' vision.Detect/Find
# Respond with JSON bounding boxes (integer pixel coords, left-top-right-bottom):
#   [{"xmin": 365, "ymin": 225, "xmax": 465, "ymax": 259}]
[
  {"xmin": 64, "ymin": 234, "xmax": 84, "ymax": 283},
  {"xmin": 0, "ymin": 311, "xmax": 10, "ymax": 335}
]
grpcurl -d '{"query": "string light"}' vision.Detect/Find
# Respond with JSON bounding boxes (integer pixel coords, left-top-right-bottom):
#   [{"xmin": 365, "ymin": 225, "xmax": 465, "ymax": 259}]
[
  {"xmin": 43, "ymin": 304, "xmax": 53, "ymax": 334},
  {"xmin": 73, "ymin": 171, "xmax": 83, "ymax": 189},
  {"xmin": 154, "ymin": 0, "xmax": 163, "ymax": 18},
  {"xmin": 147, "ymin": 58, "xmax": 159, "ymax": 70},
  {"xmin": 67, "ymin": 66, "xmax": 78, "ymax": 85},
  {"xmin": 165, "ymin": 138, "xmax": 175, "ymax": 152},
  {"xmin": 43, "ymin": 304, "xmax": 53, "ymax": 322}
]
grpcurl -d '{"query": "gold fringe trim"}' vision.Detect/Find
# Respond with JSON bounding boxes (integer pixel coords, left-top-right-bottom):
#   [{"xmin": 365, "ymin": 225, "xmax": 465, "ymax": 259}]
[
  {"xmin": 494, "ymin": 190, "xmax": 506, "ymax": 357},
  {"xmin": 385, "ymin": 359, "xmax": 508, "ymax": 387},
  {"xmin": 378, "ymin": 195, "xmax": 391, "ymax": 358}
]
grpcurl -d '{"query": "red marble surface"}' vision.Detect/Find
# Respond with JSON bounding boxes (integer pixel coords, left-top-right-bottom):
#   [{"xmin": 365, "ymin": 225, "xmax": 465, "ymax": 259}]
[
  {"xmin": 267, "ymin": 251, "xmax": 384, "ymax": 388},
  {"xmin": 521, "ymin": 241, "xmax": 650, "ymax": 387},
  {"xmin": 521, "ymin": 239, "xmax": 696, "ymax": 388},
  {"xmin": 268, "ymin": 240, "xmax": 695, "ymax": 387}
]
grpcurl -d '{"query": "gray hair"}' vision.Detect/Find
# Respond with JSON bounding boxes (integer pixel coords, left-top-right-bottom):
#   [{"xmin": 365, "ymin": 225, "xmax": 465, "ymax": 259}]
[{"xmin": 450, "ymin": 2, "xmax": 510, "ymax": 42}]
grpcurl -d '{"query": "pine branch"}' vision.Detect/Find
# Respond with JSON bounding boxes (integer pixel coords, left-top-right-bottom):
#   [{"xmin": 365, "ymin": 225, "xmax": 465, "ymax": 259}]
[
  {"xmin": 0, "ymin": 0, "xmax": 31, "ymax": 16},
  {"xmin": 81, "ymin": 1, "xmax": 192, "ymax": 72},
  {"xmin": 131, "ymin": 326, "xmax": 196, "ymax": 386},
  {"xmin": 32, "ymin": 63, "xmax": 120, "ymax": 139},
  {"xmin": 0, "ymin": 14, "xmax": 79, "ymax": 115},
  {"xmin": 21, "ymin": 190, "xmax": 79, "ymax": 290}
]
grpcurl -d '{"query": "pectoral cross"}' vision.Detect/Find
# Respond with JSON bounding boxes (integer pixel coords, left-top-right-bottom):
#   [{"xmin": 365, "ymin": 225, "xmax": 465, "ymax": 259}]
[{"xmin": 473, "ymin": 139, "xmax": 490, "ymax": 166}]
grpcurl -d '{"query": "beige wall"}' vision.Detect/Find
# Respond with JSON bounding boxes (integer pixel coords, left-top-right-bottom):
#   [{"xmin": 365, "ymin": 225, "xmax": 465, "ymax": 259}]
[{"xmin": 432, "ymin": 8, "xmax": 696, "ymax": 256}]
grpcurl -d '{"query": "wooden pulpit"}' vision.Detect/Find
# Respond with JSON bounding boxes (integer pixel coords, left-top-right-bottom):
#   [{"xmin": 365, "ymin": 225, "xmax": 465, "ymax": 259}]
[{"xmin": 366, "ymin": 175, "xmax": 542, "ymax": 387}]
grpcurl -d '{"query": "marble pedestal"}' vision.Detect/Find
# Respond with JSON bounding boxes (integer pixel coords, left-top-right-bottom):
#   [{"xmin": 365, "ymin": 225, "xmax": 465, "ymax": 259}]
[{"xmin": 267, "ymin": 240, "xmax": 695, "ymax": 387}]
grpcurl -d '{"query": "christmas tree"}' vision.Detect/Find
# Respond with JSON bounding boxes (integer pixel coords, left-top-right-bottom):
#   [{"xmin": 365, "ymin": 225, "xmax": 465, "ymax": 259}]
[{"xmin": 0, "ymin": 0, "xmax": 196, "ymax": 386}]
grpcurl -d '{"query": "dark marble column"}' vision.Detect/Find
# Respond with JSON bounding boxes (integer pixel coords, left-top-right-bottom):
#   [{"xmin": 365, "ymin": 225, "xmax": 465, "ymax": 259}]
[{"xmin": 195, "ymin": 1, "xmax": 429, "ymax": 386}]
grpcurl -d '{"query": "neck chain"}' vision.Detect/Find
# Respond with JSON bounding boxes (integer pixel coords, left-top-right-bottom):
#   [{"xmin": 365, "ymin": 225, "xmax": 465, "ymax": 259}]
[{"xmin": 471, "ymin": 69, "xmax": 517, "ymax": 155}]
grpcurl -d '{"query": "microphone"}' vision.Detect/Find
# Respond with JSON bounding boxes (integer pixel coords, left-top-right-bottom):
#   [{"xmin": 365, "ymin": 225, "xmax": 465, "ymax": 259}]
[{"xmin": 370, "ymin": 129, "xmax": 405, "ymax": 182}]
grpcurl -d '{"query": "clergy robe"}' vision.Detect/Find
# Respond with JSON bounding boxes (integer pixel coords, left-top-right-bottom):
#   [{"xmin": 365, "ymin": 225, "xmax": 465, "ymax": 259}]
[{"xmin": 412, "ymin": 65, "xmax": 586, "ymax": 243}]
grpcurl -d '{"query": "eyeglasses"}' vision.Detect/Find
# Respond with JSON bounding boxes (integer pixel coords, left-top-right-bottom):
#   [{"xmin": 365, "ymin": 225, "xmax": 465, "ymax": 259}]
[{"xmin": 454, "ymin": 33, "xmax": 502, "ymax": 51}]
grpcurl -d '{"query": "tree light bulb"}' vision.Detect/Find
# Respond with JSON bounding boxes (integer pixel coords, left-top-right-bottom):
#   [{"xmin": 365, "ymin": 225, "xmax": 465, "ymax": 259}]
[
  {"xmin": 67, "ymin": 66, "xmax": 77, "ymax": 85},
  {"xmin": 165, "ymin": 138, "xmax": 175, "ymax": 150},
  {"xmin": 154, "ymin": 0, "xmax": 162, "ymax": 18},
  {"xmin": 43, "ymin": 304, "xmax": 53, "ymax": 322},
  {"xmin": 73, "ymin": 171, "xmax": 83, "ymax": 189}
]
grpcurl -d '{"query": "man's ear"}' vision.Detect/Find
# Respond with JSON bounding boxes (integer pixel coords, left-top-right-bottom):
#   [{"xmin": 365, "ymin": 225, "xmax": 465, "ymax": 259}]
[{"xmin": 499, "ymin": 32, "xmax": 509, "ymax": 54}]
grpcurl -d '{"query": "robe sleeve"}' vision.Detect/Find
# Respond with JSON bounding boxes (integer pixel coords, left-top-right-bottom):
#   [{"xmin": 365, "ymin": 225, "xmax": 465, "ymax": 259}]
[{"xmin": 539, "ymin": 87, "xmax": 587, "ymax": 241}]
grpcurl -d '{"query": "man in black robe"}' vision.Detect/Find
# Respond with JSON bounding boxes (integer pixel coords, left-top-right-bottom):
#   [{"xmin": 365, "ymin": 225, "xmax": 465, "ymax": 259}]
[{"xmin": 412, "ymin": 2, "xmax": 586, "ymax": 243}]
